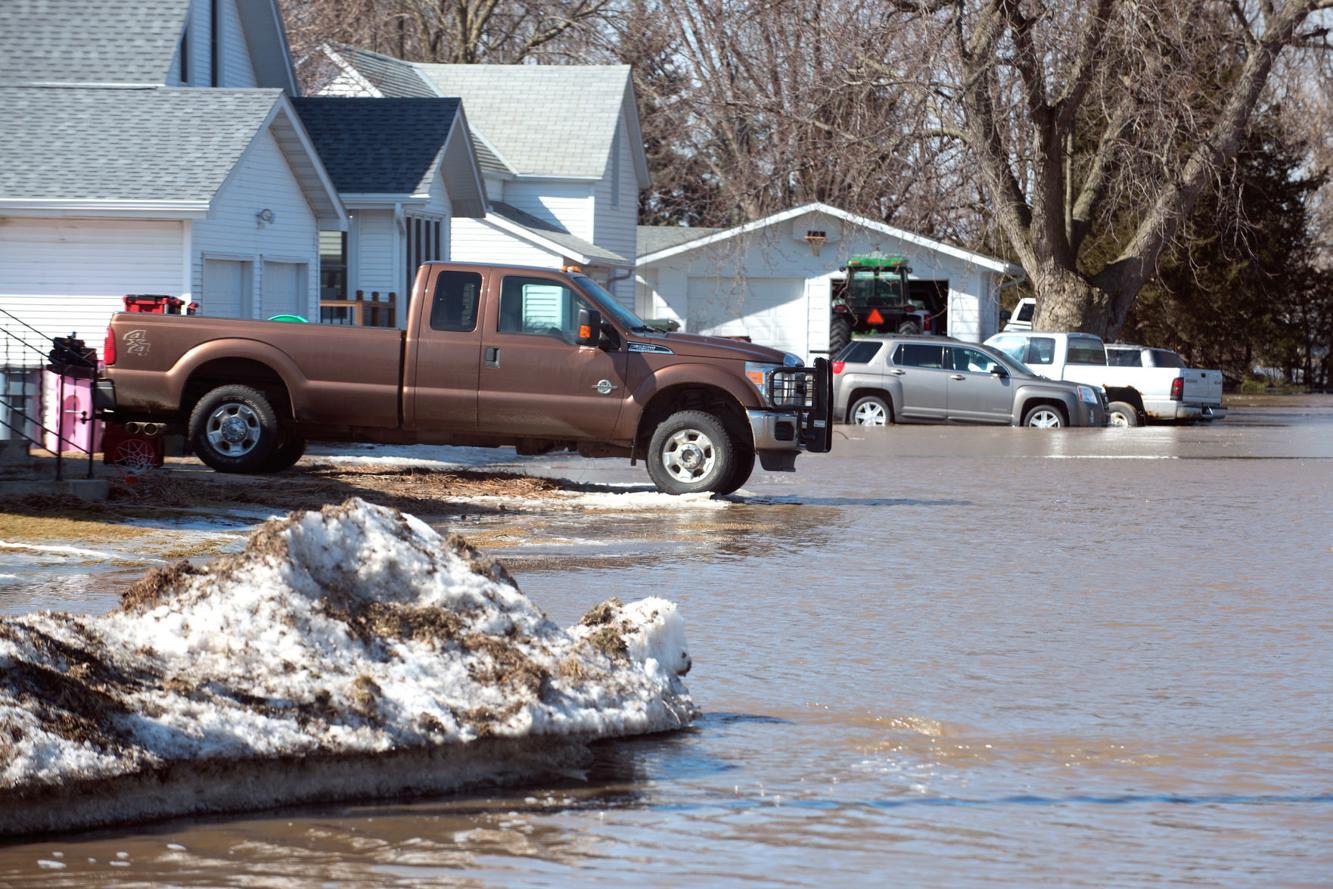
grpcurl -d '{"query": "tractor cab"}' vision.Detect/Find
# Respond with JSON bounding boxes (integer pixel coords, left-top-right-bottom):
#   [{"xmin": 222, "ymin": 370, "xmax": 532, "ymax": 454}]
[{"xmin": 830, "ymin": 255, "xmax": 934, "ymax": 353}]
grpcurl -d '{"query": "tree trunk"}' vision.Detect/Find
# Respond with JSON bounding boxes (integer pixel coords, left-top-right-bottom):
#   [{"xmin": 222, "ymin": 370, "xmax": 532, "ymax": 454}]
[{"xmin": 1029, "ymin": 264, "xmax": 1115, "ymax": 335}]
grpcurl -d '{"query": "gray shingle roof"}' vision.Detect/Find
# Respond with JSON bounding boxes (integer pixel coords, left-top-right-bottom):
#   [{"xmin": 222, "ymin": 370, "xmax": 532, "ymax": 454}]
[
  {"xmin": 293, "ymin": 97, "xmax": 460, "ymax": 195},
  {"xmin": 329, "ymin": 45, "xmax": 437, "ymax": 98},
  {"xmin": 0, "ymin": 86, "xmax": 279, "ymax": 202},
  {"xmin": 0, "ymin": 0, "xmax": 188, "ymax": 86},
  {"xmin": 330, "ymin": 50, "xmax": 631, "ymax": 180},
  {"xmin": 414, "ymin": 65, "xmax": 630, "ymax": 179},
  {"xmin": 472, "ymin": 137, "xmax": 510, "ymax": 176},
  {"xmin": 491, "ymin": 202, "xmax": 627, "ymax": 265},
  {"xmin": 637, "ymin": 225, "xmax": 722, "ymax": 257}
]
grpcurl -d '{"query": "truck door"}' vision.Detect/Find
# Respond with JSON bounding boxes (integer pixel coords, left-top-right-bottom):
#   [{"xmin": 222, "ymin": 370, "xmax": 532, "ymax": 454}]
[
  {"xmin": 410, "ymin": 268, "xmax": 484, "ymax": 430},
  {"xmin": 477, "ymin": 273, "xmax": 627, "ymax": 439}
]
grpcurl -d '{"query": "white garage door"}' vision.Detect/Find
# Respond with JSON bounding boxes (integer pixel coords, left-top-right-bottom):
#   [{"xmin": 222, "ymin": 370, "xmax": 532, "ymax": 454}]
[
  {"xmin": 0, "ymin": 219, "xmax": 182, "ymax": 351},
  {"xmin": 261, "ymin": 261, "xmax": 306, "ymax": 319},
  {"xmin": 202, "ymin": 259, "xmax": 252, "ymax": 319},
  {"xmin": 686, "ymin": 276, "xmax": 807, "ymax": 356}
]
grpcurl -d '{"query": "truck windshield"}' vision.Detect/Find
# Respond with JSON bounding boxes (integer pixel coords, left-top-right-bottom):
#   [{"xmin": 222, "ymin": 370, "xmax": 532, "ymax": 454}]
[{"xmin": 572, "ymin": 275, "xmax": 654, "ymax": 331}]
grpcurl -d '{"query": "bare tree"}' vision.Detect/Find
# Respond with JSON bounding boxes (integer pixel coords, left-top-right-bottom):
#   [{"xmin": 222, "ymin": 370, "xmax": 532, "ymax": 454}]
[{"xmin": 863, "ymin": 0, "xmax": 1333, "ymax": 336}]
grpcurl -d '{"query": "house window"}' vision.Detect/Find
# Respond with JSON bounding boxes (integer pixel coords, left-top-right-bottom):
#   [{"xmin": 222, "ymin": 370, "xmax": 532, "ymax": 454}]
[
  {"xmin": 406, "ymin": 215, "xmax": 443, "ymax": 301},
  {"xmin": 179, "ymin": 28, "xmax": 189, "ymax": 83}
]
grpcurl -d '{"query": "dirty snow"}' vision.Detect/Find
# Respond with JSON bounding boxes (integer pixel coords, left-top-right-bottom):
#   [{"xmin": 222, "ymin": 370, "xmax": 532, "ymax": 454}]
[{"xmin": 0, "ymin": 498, "xmax": 695, "ymax": 835}]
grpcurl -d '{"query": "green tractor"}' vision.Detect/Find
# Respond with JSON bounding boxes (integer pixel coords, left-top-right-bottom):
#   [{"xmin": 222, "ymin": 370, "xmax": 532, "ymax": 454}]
[{"xmin": 829, "ymin": 255, "xmax": 937, "ymax": 354}]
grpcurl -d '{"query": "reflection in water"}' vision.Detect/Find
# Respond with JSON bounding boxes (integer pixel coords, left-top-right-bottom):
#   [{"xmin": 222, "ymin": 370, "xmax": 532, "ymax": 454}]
[{"xmin": 1, "ymin": 399, "xmax": 1331, "ymax": 886}]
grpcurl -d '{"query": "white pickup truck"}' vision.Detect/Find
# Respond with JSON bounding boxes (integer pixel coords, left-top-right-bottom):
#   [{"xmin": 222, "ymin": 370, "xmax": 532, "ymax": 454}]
[{"xmin": 984, "ymin": 332, "xmax": 1226, "ymax": 426}]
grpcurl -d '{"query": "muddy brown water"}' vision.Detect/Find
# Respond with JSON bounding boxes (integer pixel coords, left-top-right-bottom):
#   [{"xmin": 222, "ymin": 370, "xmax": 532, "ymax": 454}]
[{"xmin": 1, "ymin": 397, "xmax": 1330, "ymax": 886}]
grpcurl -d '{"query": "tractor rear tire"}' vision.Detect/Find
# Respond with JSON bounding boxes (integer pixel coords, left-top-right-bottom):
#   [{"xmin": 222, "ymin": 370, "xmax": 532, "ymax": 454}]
[
  {"xmin": 830, "ymin": 316, "xmax": 852, "ymax": 355},
  {"xmin": 897, "ymin": 320, "xmax": 922, "ymax": 335}
]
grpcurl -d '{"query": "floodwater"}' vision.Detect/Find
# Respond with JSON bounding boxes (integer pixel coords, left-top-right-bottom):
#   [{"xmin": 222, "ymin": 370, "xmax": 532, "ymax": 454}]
[{"xmin": 2, "ymin": 397, "xmax": 1331, "ymax": 887}]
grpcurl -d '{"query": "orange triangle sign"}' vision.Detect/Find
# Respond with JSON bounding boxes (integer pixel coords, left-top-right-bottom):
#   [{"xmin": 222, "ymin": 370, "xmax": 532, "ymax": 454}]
[{"xmin": 866, "ymin": 309, "xmax": 884, "ymax": 325}]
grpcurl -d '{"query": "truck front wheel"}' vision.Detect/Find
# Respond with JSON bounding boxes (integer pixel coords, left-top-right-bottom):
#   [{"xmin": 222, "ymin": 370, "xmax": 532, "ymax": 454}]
[
  {"xmin": 188, "ymin": 384, "xmax": 279, "ymax": 473},
  {"xmin": 646, "ymin": 410, "xmax": 735, "ymax": 495},
  {"xmin": 1107, "ymin": 401, "xmax": 1141, "ymax": 427}
]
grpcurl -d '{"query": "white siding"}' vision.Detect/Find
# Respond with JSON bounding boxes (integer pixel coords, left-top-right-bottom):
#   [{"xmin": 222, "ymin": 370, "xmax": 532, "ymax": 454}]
[
  {"xmin": 350, "ymin": 209, "xmax": 399, "ymax": 297},
  {"xmin": 192, "ymin": 126, "xmax": 319, "ymax": 319},
  {"xmin": 686, "ymin": 276, "xmax": 807, "ymax": 357},
  {"xmin": 592, "ymin": 115, "xmax": 639, "ymax": 308},
  {"xmin": 423, "ymin": 166, "xmax": 454, "ymax": 260},
  {"xmin": 0, "ymin": 218, "xmax": 185, "ymax": 360},
  {"xmin": 185, "ymin": 0, "xmax": 212, "ymax": 86},
  {"xmin": 450, "ymin": 217, "xmax": 563, "ymax": 268},
  {"xmin": 218, "ymin": 0, "xmax": 258, "ymax": 88},
  {"xmin": 500, "ymin": 180, "xmax": 595, "ymax": 241}
]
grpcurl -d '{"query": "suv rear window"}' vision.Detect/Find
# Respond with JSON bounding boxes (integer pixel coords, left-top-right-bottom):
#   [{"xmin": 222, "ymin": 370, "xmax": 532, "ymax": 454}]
[
  {"xmin": 834, "ymin": 340, "xmax": 883, "ymax": 364},
  {"xmin": 894, "ymin": 343, "xmax": 945, "ymax": 368},
  {"xmin": 1067, "ymin": 336, "xmax": 1106, "ymax": 365}
]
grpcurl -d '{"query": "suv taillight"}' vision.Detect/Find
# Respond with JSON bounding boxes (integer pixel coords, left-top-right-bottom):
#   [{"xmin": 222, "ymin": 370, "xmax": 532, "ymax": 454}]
[
  {"xmin": 1170, "ymin": 377, "xmax": 1183, "ymax": 400},
  {"xmin": 103, "ymin": 327, "xmax": 117, "ymax": 366},
  {"xmin": 832, "ymin": 360, "xmax": 845, "ymax": 374}
]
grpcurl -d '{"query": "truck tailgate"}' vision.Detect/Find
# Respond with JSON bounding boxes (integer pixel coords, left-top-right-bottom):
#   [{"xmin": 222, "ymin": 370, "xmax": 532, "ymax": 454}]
[{"xmin": 1181, "ymin": 369, "xmax": 1223, "ymax": 406}]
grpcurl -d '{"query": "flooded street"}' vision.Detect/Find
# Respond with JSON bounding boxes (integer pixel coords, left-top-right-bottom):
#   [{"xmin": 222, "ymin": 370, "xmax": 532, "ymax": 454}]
[{"xmin": 2, "ymin": 397, "xmax": 1331, "ymax": 886}]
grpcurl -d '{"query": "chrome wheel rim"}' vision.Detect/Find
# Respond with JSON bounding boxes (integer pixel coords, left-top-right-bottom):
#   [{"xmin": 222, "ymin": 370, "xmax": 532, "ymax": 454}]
[
  {"xmin": 1027, "ymin": 408, "xmax": 1062, "ymax": 429},
  {"xmin": 206, "ymin": 402, "xmax": 262, "ymax": 456},
  {"xmin": 853, "ymin": 401, "xmax": 887, "ymax": 426},
  {"xmin": 661, "ymin": 428, "xmax": 717, "ymax": 484},
  {"xmin": 1109, "ymin": 410, "xmax": 1131, "ymax": 427}
]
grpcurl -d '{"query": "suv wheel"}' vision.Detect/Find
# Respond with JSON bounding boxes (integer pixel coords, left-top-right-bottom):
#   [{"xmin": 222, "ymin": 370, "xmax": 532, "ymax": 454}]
[
  {"xmin": 850, "ymin": 395, "xmax": 891, "ymax": 426},
  {"xmin": 1022, "ymin": 404, "xmax": 1066, "ymax": 428}
]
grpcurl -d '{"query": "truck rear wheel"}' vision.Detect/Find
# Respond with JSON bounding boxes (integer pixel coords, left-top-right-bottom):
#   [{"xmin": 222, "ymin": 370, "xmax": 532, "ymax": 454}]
[
  {"xmin": 646, "ymin": 410, "xmax": 735, "ymax": 495},
  {"xmin": 188, "ymin": 384, "xmax": 279, "ymax": 473},
  {"xmin": 1107, "ymin": 401, "xmax": 1141, "ymax": 427},
  {"xmin": 830, "ymin": 315, "xmax": 852, "ymax": 355}
]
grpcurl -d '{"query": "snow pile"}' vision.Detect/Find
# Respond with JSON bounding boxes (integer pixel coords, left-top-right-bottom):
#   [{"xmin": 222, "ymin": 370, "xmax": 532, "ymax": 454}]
[{"xmin": 0, "ymin": 499, "xmax": 696, "ymax": 835}]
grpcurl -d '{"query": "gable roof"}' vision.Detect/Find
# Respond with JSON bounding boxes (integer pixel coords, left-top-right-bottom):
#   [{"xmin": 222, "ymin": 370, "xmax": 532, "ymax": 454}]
[
  {"xmin": 0, "ymin": 85, "xmax": 344, "ymax": 225},
  {"xmin": 324, "ymin": 47, "xmax": 649, "ymax": 185},
  {"xmin": 323, "ymin": 45, "xmax": 436, "ymax": 98},
  {"xmin": 0, "ymin": 0, "xmax": 189, "ymax": 86},
  {"xmin": 637, "ymin": 224, "xmax": 722, "ymax": 258},
  {"xmin": 293, "ymin": 97, "xmax": 457, "ymax": 195},
  {"xmin": 293, "ymin": 97, "xmax": 485, "ymax": 216},
  {"xmin": 636, "ymin": 203, "xmax": 1024, "ymax": 275},
  {"xmin": 490, "ymin": 202, "xmax": 629, "ymax": 266},
  {"xmin": 0, "ymin": 0, "xmax": 299, "ymax": 93}
]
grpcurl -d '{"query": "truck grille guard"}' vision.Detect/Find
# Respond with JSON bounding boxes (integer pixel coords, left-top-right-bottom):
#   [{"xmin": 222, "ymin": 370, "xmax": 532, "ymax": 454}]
[{"xmin": 768, "ymin": 358, "xmax": 833, "ymax": 453}]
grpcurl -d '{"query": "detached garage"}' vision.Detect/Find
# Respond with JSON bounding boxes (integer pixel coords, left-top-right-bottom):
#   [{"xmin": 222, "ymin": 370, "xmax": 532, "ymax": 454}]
[{"xmin": 635, "ymin": 203, "xmax": 1023, "ymax": 363}]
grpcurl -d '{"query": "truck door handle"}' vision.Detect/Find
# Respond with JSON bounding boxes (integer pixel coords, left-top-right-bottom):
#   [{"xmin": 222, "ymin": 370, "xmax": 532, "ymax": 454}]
[
  {"xmin": 484, "ymin": 346, "xmax": 500, "ymax": 368},
  {"xmin": 887, "ymin": 368, "xmax": 905, "ymax": 375},
  {"xmin": 950, "ymin": 374, "xmax": 965, "ymax": 380}
]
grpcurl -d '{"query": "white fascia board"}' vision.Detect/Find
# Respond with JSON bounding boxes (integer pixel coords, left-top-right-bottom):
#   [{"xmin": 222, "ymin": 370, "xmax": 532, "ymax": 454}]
[
  {"xmin": 440, "ymin": 107, "xmax": 488, "ymax": 218},
  {"xmin": 636, "ymin": 201, "xmax": 1023, "ymax": 276},
  {"xmin": 0, "ymin": 200, "xmax": 208, "ymax": 219},
  {"xmin": 341, "ymin": 194, "xmax": 427, "ymax": 209},
  {"xmin": 269, "ymin": 97, "xmax": 350, "ymax": 229},
  {"xmin": 320, "ymin": 45, "xmax": 383, "ymax": 97},
  {"xmin": 621, "ymin": 82, "xmax": 651, "ymax": 189}
]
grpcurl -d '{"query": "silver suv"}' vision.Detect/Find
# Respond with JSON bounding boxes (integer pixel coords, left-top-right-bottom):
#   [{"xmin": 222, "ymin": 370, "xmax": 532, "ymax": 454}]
[{"xmin": 832, "ymin": 335, "xmax": 1107, "ymax": 427}]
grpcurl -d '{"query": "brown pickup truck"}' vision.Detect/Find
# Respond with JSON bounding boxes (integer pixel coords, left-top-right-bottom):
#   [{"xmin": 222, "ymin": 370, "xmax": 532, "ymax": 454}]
[{"xmin": 97, "ymin": 262, "xmax": 832, "ymax": 494}]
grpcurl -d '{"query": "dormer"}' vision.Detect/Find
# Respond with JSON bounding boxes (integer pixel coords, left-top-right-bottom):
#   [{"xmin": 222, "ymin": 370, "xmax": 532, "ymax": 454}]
[{"xmin": 165, "ymin": 0, "xmax": 299, "ymax": 93}]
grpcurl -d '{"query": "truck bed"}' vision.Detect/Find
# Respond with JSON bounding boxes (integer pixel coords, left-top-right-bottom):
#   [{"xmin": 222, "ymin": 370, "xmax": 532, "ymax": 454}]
[{"xmin": 106, "ymin": 314, "xmax": 405, "ymax": 427}]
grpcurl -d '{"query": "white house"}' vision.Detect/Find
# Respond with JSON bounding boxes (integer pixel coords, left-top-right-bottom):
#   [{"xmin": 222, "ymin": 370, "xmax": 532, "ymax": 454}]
[
  {"xmin": 293, "ymin": 97, "xmax": 488, "ymax": 322},
  {"xmin": 635, "ymin": 203, "xmax": 1024, "ymax": 362},
  {"xmin": 320, "ymin": 47, "xmax": 649, "ymax": 309},
  {"xmin": 0, "ymin": 0, "xmax": 345, "ymax": 354}
]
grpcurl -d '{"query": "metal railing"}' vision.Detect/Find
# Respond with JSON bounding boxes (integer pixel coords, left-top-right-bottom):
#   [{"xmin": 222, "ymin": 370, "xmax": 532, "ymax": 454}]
[{"xmin": 0, "ymin": 307, "xmax": 97, "ymax": 481}]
